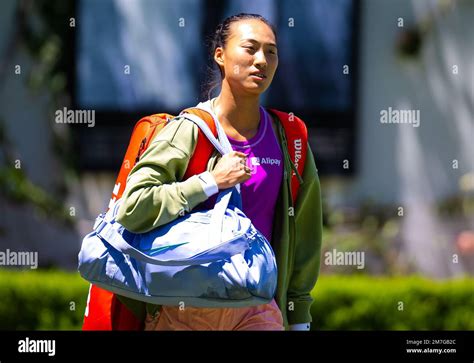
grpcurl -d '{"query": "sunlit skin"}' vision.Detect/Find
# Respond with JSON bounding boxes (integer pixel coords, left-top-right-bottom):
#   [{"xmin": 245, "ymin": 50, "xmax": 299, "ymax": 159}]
[{"xmin": 212, "ymin": 19, "xmax": 278, "ymax": 140}]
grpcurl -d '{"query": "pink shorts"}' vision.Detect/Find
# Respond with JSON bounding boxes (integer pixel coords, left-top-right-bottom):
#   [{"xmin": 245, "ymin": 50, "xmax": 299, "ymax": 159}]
[{"xmin": 144, "ymin": 298, "xmax": 284, "ymax": 331}]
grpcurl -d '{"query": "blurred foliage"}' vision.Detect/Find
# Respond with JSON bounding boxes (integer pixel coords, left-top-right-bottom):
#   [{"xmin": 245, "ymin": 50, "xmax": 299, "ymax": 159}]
[
  {"xmin": 0, "ymin": 269, "xmax": 472, "ymax": 330},
  {"xmin": 17, "ymin": 0, "xmax": 77, "ymax": 174},
  {"xmin": 395, "ymin": 0, "xmax": 456, "ymax": 60},
  {"xmin": 0, "ymin": 166, "xmax": 73, "ymax": 225},
  {"xmin": 17, "ymin": 0, "xmax": 73, "ymax": 102},
  {"xmin": 0, "ymin": 1, "xmax": 77, "ymax": 223},
  {"xmin": 321, "ymin": 182, "xmax": 474, "ymax": 275},
  {"xmin": 396, "ymin": 27, "xmax": 423, "ymax": 59},
  {"xmin": 321, "ymin": 197, "xmax": 409, "ymax": 275},
  {"xmin": 0, "ymin": 120, "xmax": 73, "ymax": 225},
  {"xmin": 437, "ymin": 193, "xmax": 474, "ymax": 219},
  {"xmin": 311, "ymin": 275, "xmax": 474, "ymax": 330},
  {"xmin": 0, "ymin": 269, "xmax": 88, "ymax": 330}
]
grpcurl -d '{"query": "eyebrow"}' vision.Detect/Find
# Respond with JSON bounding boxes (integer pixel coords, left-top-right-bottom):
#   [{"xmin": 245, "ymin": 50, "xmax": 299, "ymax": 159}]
[{"xmin": 240, "ymin": 38, "xmax": 277, "ymax": 48}]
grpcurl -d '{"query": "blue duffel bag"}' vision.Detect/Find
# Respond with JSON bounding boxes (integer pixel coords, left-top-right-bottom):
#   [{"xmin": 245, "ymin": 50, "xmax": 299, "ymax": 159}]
[{"xmin": 77, "ymin": 112, "xmax": 278, "ymax": 308}]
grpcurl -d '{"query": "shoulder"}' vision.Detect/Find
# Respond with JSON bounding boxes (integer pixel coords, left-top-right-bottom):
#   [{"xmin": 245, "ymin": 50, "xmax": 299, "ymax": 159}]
[
  {"xmin": 266, "ymin": 108, "xmax": 308, "ymax": 139},
  {"xmin": 151, "ymin": 115, "xmax": 199, "ymax": 156}
]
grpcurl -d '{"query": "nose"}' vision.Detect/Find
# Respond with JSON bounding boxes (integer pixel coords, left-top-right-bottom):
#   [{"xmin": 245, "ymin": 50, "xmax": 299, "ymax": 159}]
[{"xmin": 254, "ymin": 49, "xmax": 267, "ymax": 69}]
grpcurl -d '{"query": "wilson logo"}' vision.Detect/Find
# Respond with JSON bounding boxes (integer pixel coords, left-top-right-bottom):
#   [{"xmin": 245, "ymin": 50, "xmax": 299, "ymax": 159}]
[{"xmin": 294, "ymin": 139, "xmax": 302, "ymax": 170}]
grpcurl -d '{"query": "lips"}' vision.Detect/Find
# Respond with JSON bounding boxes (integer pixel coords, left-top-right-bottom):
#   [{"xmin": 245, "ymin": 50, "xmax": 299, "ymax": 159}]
[{"xmin": 250, "ymin": 72, "xmax": 267, "ymax": 79}]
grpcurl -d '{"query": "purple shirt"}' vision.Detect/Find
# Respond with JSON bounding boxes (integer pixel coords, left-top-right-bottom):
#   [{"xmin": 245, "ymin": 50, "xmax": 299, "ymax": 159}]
[{"xmin": 197, "ymin": 104, "xmax": 283, "ymax": 243}]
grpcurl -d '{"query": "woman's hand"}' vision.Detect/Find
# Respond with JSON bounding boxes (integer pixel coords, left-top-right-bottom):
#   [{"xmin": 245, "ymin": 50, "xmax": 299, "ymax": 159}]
[{"xmin": 210, "ymin": 151, "xmax": 251, "ymax": 190}]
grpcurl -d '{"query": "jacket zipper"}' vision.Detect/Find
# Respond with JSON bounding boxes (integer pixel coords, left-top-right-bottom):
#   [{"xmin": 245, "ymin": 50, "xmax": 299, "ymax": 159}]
[{"xmin": 277, "ymin": 121, "xmax": 297, "ymax": 295}]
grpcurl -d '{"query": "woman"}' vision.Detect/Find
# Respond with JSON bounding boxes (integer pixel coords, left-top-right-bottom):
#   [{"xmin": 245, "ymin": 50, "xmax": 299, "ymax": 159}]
[{"xmin": 116, "ymin": 13, "xmax": 322, "ymax": 331}]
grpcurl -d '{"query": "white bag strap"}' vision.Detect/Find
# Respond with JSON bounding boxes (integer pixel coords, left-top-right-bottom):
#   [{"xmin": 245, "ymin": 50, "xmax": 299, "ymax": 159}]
[{"xmin": 178, "ymin": 112, "xmax": 243, "ymax": 246}]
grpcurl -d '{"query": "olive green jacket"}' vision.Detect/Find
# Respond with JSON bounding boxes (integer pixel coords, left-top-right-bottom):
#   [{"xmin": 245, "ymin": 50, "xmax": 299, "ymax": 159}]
[{"xmin": 115, "ymin": 112, "xmax": 323, "ymax": 330}]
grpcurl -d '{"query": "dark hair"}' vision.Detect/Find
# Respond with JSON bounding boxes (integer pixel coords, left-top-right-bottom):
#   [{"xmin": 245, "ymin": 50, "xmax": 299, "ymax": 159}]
[{"xmin": 202, "ymin": 13, "xmax": 277, "ymax": 100}]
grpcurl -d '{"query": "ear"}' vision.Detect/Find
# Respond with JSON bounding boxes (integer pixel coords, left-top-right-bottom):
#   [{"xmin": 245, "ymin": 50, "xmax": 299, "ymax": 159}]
[{"xmin": 214, "ymin": 47, "xmax": 225, "ymax": 69}]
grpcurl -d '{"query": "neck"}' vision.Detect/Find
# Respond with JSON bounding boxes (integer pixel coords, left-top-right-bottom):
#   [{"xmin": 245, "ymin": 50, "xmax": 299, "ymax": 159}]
[{"xmin": 213, "ymin": 81, "xmax": 261, "ymax": 133}]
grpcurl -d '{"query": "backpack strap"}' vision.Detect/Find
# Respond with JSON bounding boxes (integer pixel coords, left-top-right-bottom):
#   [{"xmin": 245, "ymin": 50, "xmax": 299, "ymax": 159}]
[
  {"xmin": 180, "ymin": 107, "xmax": 218, "ymax": 180},
  {"xmin": 267, "ymin": 108, "xmax": 308, "ymax": 205},
  {"xmin": 110, "ymin": 113, "xmax": 172, "ymax": 210}
]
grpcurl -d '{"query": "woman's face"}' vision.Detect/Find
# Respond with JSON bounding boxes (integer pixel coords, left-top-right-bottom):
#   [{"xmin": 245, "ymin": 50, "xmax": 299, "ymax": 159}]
[{"xmin": 215, "ymin": 19, "xmax": 278, "ymax": 96}]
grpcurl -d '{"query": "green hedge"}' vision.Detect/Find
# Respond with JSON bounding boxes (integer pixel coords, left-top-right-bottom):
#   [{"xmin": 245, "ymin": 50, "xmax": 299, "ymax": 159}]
[
  {"xmin": 0, "ymin": 269, "xmax": 89, "ymax": 330},
  {"xmin": 0, "ymin": 269, "xmax": 472, "ymax": 330},
  {"xmin": 310, "ymin": 275, "xmax": 474, "ymax": 330}
]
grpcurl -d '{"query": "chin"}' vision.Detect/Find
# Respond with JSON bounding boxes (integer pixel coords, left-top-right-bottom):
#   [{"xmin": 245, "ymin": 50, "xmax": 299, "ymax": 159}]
[
  {"xmin": 243, "ymin": 82, "xmax": 271, "ymax": 95},
  {"xmin": 228, "ymin": 78, "xmax": 271, "ymax": 96}
]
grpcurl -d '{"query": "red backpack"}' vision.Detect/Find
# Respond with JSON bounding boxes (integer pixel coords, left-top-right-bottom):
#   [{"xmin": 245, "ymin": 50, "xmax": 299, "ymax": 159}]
[{"xmin": 82, "ymin": 107, "xmax": 308, "ymax": 330}]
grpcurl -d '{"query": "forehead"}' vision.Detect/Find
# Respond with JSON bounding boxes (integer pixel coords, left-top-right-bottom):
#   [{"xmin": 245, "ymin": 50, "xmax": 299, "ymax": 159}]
[{"xmin": 228, "ymin": 19, "xmax": 276, "ymax": 44}]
